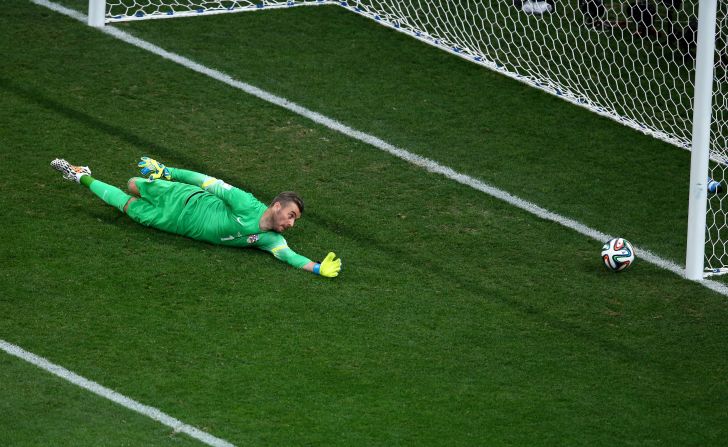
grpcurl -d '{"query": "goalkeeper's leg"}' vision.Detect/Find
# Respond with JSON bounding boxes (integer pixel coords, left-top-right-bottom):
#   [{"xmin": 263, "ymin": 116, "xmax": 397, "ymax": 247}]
[
  {"xmin": 76, "ymin": 174, "xmax": 176, "ymax": 228},
  {"xmin": 51, "ymin": 158, "xmax": 136, "ymax": 213},
  {"xmin": 52, "ymin": 159, "xmax": 184, "ymax": 235},
  {"xmin": 86, "ymin": 177, "xmax": 137, "ymax": 213}
]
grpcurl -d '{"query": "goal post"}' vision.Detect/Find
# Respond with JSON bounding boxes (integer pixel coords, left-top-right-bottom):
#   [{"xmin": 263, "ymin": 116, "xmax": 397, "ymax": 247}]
[
  {"xmin": 686, "ymin": 0, "xmax": 718, "ymax": 280},
  {"xmin": 88, "ymin": 0, "xmax": 726, "ymax": 279},
  {"xmin": 88, "ymin": 0, "xmax": 105, "ymax": 27}
]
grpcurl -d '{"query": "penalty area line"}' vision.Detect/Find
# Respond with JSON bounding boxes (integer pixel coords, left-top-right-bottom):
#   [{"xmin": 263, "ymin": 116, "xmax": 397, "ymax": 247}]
[
  {"xmin": 31, "ymin": 0, "xmax": 728, "ymax": 298},
  {"xmin": 0, "ymin": 339, "xmax": 236, "ymax": 447}
]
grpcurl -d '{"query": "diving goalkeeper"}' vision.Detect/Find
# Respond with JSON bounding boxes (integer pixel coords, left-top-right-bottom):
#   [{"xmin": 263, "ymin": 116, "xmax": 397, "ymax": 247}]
[{"xmin": 50, "ymin": 157, "xmax": 341, "ymax": 278}]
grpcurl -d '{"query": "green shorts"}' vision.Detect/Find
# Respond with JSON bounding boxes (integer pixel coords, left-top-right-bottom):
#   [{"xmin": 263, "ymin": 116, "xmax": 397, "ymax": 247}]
[{"xmin": 126, "ymin": 179, "xmax": 203, "ymax": 234}]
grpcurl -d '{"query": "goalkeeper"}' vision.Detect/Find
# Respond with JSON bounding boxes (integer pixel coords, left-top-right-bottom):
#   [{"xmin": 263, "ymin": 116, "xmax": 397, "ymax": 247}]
[{"xmin": 50, "ymin": 157, "xmax": 341, "ymax": 278}]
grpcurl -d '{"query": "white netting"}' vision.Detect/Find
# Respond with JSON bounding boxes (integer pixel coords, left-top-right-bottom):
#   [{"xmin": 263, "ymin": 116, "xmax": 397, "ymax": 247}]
[
  {"xmin": 704, "ymin": 5, "xmax": 728, "ymax": 271},
  {"xmin": 338, "ymin": 2, "xmax": 728, "ymax": 269},
  {"xmin": 105, "ymin": 0, "xmax": 326, "ymax": 21},
  {"xmin": 104, "ymin": 0, "xmax": 728, "ymax": 270}
]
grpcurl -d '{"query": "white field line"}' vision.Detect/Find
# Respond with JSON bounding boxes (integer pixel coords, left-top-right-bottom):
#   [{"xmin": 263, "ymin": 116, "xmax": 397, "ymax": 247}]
[
  {"xmin": 0, "ymin": 339, "xmax": 236, "ymax": 447},
  {"xmin": 31, "ymin": 0, "xmax": 728, "ymax": 299}
]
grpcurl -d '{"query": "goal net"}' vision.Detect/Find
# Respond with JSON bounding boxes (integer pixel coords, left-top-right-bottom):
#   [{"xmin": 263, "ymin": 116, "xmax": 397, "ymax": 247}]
[
  {"xmin": 101, "ymin": 0, "xmax": 728, "ymax": 273},
  {"xmin": 105, "ymin": 0, "xmax": 326, "ymax": 21}
]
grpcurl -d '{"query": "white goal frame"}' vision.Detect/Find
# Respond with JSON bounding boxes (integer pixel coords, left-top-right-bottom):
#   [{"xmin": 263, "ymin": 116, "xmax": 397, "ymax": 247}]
[
  {"xmin": 87, "ymin": 0, "xmax": 721, "ymax": 280},
  {"xmin": 686, "ymin": 0, "xmax": 718, "ymax": 280}
]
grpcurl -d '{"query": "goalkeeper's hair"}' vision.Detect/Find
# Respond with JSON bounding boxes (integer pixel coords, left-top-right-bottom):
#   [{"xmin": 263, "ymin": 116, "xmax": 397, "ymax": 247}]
[{"xmin": 271, "ymin": 191, "xmax": 304, "ymax": 214}]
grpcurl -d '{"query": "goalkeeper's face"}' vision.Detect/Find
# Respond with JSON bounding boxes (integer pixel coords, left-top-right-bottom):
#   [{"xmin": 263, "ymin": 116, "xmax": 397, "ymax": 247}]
[{"xmin": 272, "ymin": 201, "xmax": 302, "ymax": 233}]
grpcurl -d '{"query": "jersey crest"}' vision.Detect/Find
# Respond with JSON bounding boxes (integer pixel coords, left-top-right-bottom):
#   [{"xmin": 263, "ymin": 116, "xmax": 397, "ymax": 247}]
[{"xmin": 247, "ymin": 234, "xmax": 259, "ymax": 244}]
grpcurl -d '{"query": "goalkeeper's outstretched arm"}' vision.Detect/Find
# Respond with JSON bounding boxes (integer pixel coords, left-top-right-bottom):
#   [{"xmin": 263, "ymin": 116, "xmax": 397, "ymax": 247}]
[
  {"xmin": 138, "ymin": 157, "xmax": 217, "ymax": 189},
  {"xmin": 263, "ymin": 237, "xmax": 342, "ymax": 278},
  {"xmin": 138, "ymin": 157, "xmax": 257, "ymax": 211}
]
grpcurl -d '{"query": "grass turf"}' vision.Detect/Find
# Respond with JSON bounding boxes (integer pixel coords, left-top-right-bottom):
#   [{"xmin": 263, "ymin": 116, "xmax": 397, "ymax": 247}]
[{"xmin": 1, "ymin": 1, "xmax": 728, "ymax": 445}]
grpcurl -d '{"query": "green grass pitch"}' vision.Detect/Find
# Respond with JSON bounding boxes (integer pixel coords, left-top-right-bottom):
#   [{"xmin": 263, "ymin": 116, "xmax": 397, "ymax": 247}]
[{"xmin": 1, "ymin": 0, "xmax": 728, "ymax": 445}]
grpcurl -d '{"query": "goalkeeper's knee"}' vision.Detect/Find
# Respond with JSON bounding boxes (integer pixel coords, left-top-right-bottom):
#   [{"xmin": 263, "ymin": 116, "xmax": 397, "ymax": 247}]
[
  {"xmin": 123, "ymin": 197, "xmax": 137, "ymax": 214},
  {"xmin": 127, "ymin": 177, "xmax": 143, "ymax": 196}
]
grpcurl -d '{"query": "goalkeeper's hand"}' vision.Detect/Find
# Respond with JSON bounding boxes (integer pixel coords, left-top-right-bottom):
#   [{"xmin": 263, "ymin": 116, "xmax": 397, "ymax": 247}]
[
  {"xmin": 313, "ymin": 252, "xmax": 342, "ymax": 278},
  {"xmin": 138, "ymin": 156, "xmax": 170, "ymax": 181}
]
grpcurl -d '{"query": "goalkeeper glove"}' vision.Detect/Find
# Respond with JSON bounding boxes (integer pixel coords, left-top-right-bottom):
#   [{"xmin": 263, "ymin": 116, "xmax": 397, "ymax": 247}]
[
  {"xmin": 313, "ymin": 252, "xmax": 342, "ymax": 278},
  {"xmin": 138, "ymin": 156, "xmax": 170, "ymax": 181}
]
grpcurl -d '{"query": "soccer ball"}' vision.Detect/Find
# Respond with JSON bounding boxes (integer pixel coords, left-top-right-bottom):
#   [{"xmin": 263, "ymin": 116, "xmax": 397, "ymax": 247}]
[{"xmin": 601, "ymin": 238, "xmax": 635, "ymax": 272}]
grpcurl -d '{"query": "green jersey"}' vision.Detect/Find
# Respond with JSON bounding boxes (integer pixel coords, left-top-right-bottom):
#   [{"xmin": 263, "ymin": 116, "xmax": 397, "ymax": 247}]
[{"xmin": 126, "ymin": 168, "xmax": 312, "ymax": 269}]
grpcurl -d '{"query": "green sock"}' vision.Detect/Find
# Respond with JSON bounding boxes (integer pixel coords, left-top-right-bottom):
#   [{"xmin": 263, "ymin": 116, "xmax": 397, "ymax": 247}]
[
  {"xmin": 87, "ymin": 178, "xmax": 133, "ymax": 212},
  {"xmin": 80, "ymin": 175, "xmax": 94, "ymax": 188}
]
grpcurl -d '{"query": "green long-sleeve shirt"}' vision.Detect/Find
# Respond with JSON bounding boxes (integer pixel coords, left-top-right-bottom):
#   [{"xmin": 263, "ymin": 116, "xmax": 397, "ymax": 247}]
[{"xmin": 162, "ymin": 168, "xmax": 312, "ymax": 268}]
